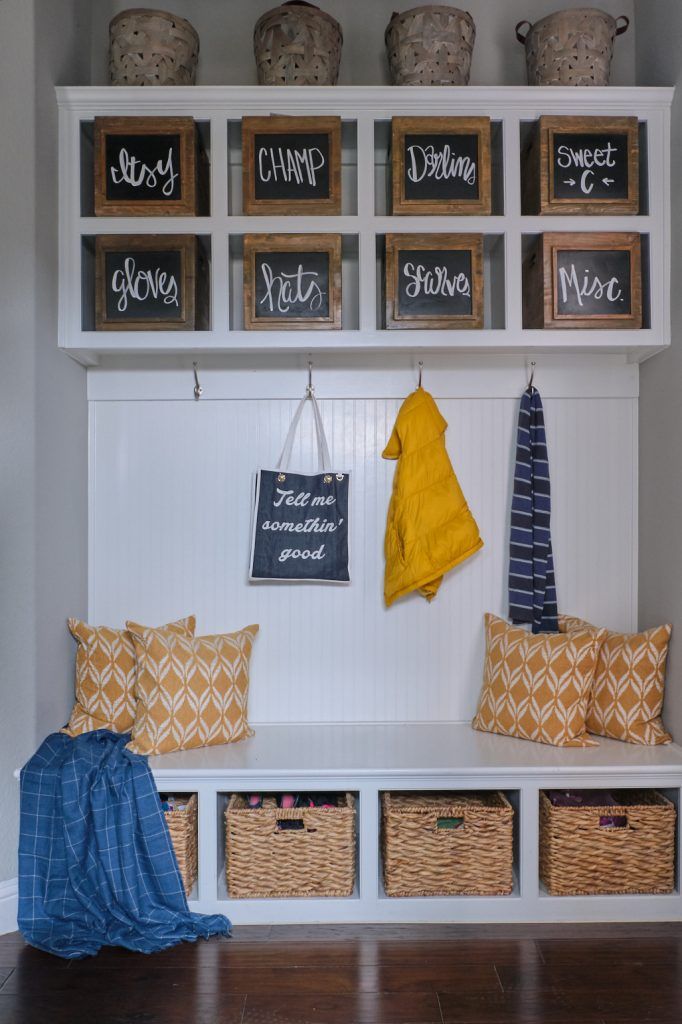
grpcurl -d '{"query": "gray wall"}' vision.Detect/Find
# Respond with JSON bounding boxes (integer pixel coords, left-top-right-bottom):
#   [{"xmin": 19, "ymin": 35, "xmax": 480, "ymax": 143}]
[
  {"xmin": 0, "ymin": 0, "xmax": 89, "ymax": 883},
  {"xmin": 636, "ymin": 1, "xmax": 682, "ymax": 742},
  {"xmin": 90, "ymin": 0, "xmax": 635, "ymax": 86}
]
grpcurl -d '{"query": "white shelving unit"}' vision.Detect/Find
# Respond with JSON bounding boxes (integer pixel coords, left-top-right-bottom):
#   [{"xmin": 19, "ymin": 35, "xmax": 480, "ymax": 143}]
[
  {"xmin": 56, "ymin": 84, "xmax": 682, "ymax": 925},
  {"xmin": 57, "ymin": 85, "xmax": 673, "ymax": 365}
]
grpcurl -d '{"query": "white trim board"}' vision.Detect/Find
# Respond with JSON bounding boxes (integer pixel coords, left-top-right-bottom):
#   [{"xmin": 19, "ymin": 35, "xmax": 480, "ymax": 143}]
[
  {"xmin": 0, "ymin": 879, "xmax": 18, "ymax": 936},
  {"xmin": 87, "ymin": 353, "xmax": 639, "ymax": 402}
]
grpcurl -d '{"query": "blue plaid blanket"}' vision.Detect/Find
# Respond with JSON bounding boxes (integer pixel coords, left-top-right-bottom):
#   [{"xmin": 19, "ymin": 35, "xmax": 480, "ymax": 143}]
[
  {"xmin": 508, "ymin": 386, "xmax": 558, "ymax": 634},
  {"xmin": 18, "ymin": 730, "xmax": 230, "ymax": 958}
]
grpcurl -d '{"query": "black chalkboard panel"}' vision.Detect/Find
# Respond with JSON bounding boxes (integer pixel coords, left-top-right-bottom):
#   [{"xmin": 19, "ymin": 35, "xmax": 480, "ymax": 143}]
[
  {"xmin": 254, "ymin": 132, "xmax": 330, "ymax": 201},
  {"xmin": 397, "ymin": 248, "xmax": 473, "ymax": 318},
  {"xmin": 105, "ymin": 133, "xmax": 182, "ymax": 202},
  {"xmin": 104, "ymin": 248, "xmax": 184, "ymax": 321},
  {"xmin": 555, "ymin": 249, "xmax": 632, "ymax": 317},
  {"xmin": 250, "ymin": 469, "xmax": 350, "ymax": 582},
  {"xmin": 552, "ymin": 132, "xmax": 629, "ymax": 201},
  {"xmin": 403, "ymin": 133, "xmax": 479, "ymax": 202},
  {"xmin": 254, "ymin": 251, "xmax": 330, "ymax": 319}
]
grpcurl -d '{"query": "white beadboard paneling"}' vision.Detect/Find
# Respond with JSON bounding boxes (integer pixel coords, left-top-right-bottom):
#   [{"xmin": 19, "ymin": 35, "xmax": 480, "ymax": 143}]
[{"xmin": 90, "ymin": 395, "xmax": 637, "ymax": 723}]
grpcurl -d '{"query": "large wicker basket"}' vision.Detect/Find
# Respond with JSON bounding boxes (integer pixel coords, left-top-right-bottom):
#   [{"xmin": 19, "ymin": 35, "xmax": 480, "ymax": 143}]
[
  {"xmin": 540, "ymin": 790, "xmax": 676, "ymax": 896},
  {"xmin": 382, "ymin": 791, "xmax": 514, "ymax": 897},
  {"xmin": 385, "ymin": 6, "xmax": 476, "ymax": 86},
  {"xmin": 225, "ymin": 794, "xmax": 356, "ymax": 898},
  {"xmin": 163, "ymin": 793, "xmax": 198, "ymax": 897},
  {"xmin": 515, "ymin": 8, "xmax": 629, "ymax": 86},
  {"xmin": 109, "ymin": 8, "xmax": 199, "ymax": 86},
  {"xmin": 254, "ymin": 1, "xmax": 343, "ymax": 85}
]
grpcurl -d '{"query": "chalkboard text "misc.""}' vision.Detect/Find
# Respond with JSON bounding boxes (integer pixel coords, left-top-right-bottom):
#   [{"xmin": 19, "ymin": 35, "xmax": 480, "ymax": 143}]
[
  {"xmin": 111, "ymin": 257, "xmax": 179, "ymax": 313},
  {"xmin": 403, "ymin": 261, "xmax": 471, "ymax": 299},
  {"xmin": 558, "ymin": 263, "xmax": 623, "ymax": 308},
  {"xmin": 406, "ymin": 143, "xmax": 476, "ymax": 186},
  {"xmin": 257, "ymin": 145, "xmax": 326, "ymax": 186},
  {"xmin": 110, "ymin": 147, "xmax": 179, "ymax": 197}
]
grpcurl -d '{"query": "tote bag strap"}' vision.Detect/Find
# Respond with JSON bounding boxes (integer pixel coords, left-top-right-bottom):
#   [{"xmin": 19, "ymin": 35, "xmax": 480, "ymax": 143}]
[{"xmin": 275, "ymin": 392, "xmax": 332, "ymax": 474}]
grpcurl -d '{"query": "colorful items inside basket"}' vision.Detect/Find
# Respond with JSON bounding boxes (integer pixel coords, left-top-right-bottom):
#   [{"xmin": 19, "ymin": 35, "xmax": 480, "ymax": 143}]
[
  {"xmin": 245, "ymin": 793, "xmax": 339, "ymax": 810},
  {"xmin": 158, "ymin": 793, "xmax": 190, "ymax": 813},
  {"xmin": 547, "ymin": 790, "xmax": 629, "ymax": 828}
]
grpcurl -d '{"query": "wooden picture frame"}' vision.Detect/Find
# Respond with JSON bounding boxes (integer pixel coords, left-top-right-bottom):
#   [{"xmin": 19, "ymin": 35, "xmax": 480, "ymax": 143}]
[
  {"xmin": 95, "ymin": 234, "xmax": 198, "ymax": 330},
  {"xmin": 523, "ymin": 115, "xmax": 639, "ymax": 215},
  {"xmin": 385, "ymin": 233, "xmax": 484, "ymax": 330},
  {"xmin": 94, "ymin": 116, "xmax": 198, "ymax": 216},
  {"xmin": 242, "ymin": 116, "xmax": 342, "ymax": 216},
  {"xmin": 391, "ymin": 117, "xmax": 491, "ymax": 215},
  {"xmin": 523, "ymin": 232, "xmax": 642, "ymax": 329},
  {"xmin": 243, "ymin": 233, "xmax": 342, "ymax": 330}
]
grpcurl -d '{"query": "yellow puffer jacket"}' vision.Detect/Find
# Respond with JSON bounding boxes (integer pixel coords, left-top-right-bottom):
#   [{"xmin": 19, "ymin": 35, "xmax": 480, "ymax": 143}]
[{"xmin": 382, "ymin": 388, "xmax": 483, "ymax": 607}]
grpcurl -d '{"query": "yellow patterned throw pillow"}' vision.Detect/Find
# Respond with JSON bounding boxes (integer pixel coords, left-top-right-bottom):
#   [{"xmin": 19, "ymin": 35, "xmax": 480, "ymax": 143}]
[
  {"xmin": 63, "ymin": 616, "xmax": 195, "ymax": 736},
  {"xmin": 560, "ymin": 615, "xmax": 672, "ymax": 745},
  {"xmin": 125, "ymin": 622, "xmax": 259, "ymax": 756},
  {"xmin": 472, "ymin": 614, "xmax": 601, "ymax": 747}
]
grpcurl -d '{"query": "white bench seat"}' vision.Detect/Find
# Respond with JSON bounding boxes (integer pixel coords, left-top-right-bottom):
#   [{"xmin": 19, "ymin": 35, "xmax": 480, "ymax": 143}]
[{"xmin": 149, "ymin": 723, "xmax": 682, "ymax": 925}]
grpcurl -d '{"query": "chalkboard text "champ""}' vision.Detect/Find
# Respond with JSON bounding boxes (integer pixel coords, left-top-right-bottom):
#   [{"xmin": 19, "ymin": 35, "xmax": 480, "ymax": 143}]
[
  {"xmin": 110, "ymin": 147, "xmax": 179, "ymax": 197},
  {"xmin": 257, "ymin": 146, "xmax": 326, "ymax": 186},
  {"xmin": 406, "ymin": 143, "xmax": 476, "ymax": 186},
  {"xmin": 111, "ymin": 257, "xmax": 179, "ymax": 313},
  {"xmin": 558, "ymin": 263, "xmax": 623, "ymax": 308},
  {"xmin": 403, "ymin": 261, "xmax": 471, "ymax": 299},
  {"xmin": 259, "ymin": 262, "xmax": 325, "ymax": 314},
  {"xmin": 556, "ymin": 141, "xmax": 618, "ymax": 196}
]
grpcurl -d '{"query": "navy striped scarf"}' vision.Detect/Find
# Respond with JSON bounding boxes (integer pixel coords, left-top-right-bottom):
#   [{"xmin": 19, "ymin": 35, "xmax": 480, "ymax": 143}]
[{"xmin": 509, "ymin": 386, "xmax": 558, "ymax": 634}]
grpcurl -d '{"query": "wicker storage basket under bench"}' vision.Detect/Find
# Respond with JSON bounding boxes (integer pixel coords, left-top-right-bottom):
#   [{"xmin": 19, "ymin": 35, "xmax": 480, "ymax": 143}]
[
  {"xmin": 163, "ymin": 793, "xmax": 199, "ymax": 898},
  {"xmin": 381, "ymin": 791, "xmax": 514, "ymax": 897},
  {"xmin": 225, "ymin": 793, "xmax": 356, "ymax": 898},
  {"xmin": 540, "ymin": 790, "xmax": 676, "ymax": 897}
]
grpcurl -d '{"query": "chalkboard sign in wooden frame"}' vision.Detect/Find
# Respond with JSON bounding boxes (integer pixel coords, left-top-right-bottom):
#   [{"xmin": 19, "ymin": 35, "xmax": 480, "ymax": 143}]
[
  {"xmin": 385, "ymin": 233, "xmax": 484, "ymax": 329},
  {"xmin": 95, "ymin": 234, "xmax": 198, "ymax": 330},
  {"xmin": 94, "ymin": 117, "xmax": 199, "ymax": 216},
  {"xmin": 523, "ymin": 232, "xmax": 642, "ymax": 329},
  {"xmin": 523, "ymin": 115, "xmax": 639, "ymax": 215},
  {"xmin": 243, "ymin": 233, "xmax": 342, "ymax": 330},
  {"xmin": 391, "ymin": 117, "xmax": 491, "ymax": 215},
  {"xmin": 242, "ymin": 116, "xmax": 342, "ymax": 216}
]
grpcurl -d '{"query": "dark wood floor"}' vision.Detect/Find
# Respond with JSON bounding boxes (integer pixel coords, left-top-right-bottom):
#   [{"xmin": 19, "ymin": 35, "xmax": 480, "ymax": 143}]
[{"xmin": 1, "ymin": 922, "xmax": 681, "ymax": 1023}]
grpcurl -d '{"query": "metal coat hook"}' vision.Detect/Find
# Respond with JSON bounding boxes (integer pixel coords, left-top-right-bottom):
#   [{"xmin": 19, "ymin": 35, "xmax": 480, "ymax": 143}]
[
  {"xmin": 193, "ymin": 362, "xmax": 203, "ymax": 400},
  {"xmin": 527, "ymin": 361, "xmax": 536, "ymax": 391},
  {"xmin": 306, "ymin": 360, "xmax": 314, "ymax": 396},
  {"xmin": 417, "ymin": 360, "xmax": 424, "ymax": 389}
]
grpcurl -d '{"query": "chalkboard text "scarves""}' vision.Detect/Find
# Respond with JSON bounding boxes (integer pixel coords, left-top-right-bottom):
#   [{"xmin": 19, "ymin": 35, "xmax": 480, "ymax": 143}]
[{"xmin": 402, "ymin": 260, "xmax": 471, "ymax": 299}]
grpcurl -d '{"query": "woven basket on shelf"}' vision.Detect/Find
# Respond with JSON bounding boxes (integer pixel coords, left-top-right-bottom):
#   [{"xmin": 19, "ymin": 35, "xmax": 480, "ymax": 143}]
[
  {"xmin": 109, "ymin": 8, "xmax": 200, "ymax": 86},
  {"xmin": 385, "ymin": 6, "xmax": 476, "ymax": 86},
  {"xmin": 225, "ymin": 793, "xmax": 356, "ymax": 898},
  {"xmin": 540, "ymin": 790, "xmax": 676, "ymax": 896},
  {"xmin": 515, "ymin": 8, "xmax": 629, "ymax": 86},
  {"xmin": 382, "ymin": 791, "xmax": 514, "ymax": 897},
  {"xmin": 254, "ymin": 1, "xmax": 343, "ymax": 85},
  {"xmin": 164, "ymin": 793, "xmax": 199, "ymax": 897}
]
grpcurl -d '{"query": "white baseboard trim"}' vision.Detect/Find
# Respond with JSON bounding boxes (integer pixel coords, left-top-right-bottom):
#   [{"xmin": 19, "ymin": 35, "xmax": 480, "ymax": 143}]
[{"xmin": 0, "ymin": 879, "xmax": 18, "ymax": 935}]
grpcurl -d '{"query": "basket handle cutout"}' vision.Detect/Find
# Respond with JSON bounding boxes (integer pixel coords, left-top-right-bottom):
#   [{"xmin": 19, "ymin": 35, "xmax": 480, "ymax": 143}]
[
  {"xmin": 599, "ymin": 815, "xmax": 628, "ymax": 829},
  {"xmin": 515, "ymin": 20, "xmax": 531, "ymax": 44},
  {"xmin": 276, "ymin": 819, "xmax": 305, "ymax": 832},
  {"xmin": 616, "ymin": 15, "xmax": 630, "ymax": 35},
  {"xmin": 436, "ymin": 816, "xmax": 464, "ymax": 830}
]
